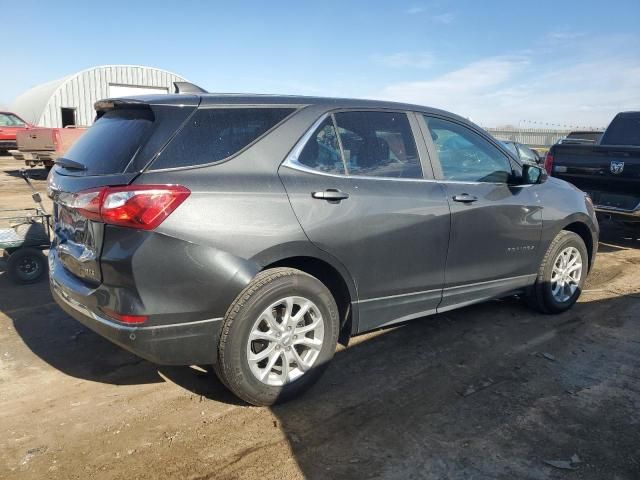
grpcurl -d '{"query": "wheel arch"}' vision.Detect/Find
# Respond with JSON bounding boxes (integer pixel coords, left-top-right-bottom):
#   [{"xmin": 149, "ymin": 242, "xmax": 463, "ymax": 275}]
[
  {"xmin": 257, "ymin": 249, "xmax": 358, "ymax": 345},
  {"xmin": 559, "ymin": 218, "xmax": 597, "ymax": 271}
]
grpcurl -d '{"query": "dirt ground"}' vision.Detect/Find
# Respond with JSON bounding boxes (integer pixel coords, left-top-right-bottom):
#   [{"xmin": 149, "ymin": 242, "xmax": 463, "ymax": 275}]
[{"xmin": 1, "ymin": 156, "xmax": 639, "ymax": 480}]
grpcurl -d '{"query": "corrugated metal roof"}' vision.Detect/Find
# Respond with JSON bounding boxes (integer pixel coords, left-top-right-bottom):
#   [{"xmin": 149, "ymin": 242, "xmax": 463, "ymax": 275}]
[
  {"xmin": 10, "ymin": 65, "xmax": 188, "ymax": 127},
  {"xmin": 11, "ymin": 75, "xmax": 72, "ymax": 124}
]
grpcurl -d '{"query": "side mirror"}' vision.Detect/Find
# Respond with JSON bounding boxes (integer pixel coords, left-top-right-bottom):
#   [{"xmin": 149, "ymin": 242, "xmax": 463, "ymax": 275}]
[{"xmin": 521, "ymin": 163, "xmax": 546, "ymax": 184}]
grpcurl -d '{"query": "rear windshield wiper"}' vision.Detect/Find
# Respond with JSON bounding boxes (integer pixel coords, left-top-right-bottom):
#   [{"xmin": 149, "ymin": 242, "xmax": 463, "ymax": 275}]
[{"xmin": 55, "ymin": 157, "xmax": 87, "ymax": 171}]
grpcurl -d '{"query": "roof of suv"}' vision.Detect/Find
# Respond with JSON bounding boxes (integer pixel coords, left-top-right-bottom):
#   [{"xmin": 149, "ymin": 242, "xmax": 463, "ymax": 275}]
[{"xmin": 100, "ymin": 93, "xmax": 467, "ymax": 123}]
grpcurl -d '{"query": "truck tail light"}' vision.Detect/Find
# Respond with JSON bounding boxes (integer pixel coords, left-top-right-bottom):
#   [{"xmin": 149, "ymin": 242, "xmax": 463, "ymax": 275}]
[
  {"xmin": 71, "ymin": 185, "xmax": 190, "ymax": 230},
  {"xmin": 544, "ymin": 152, "xmax": 554, "ymax": 175}
]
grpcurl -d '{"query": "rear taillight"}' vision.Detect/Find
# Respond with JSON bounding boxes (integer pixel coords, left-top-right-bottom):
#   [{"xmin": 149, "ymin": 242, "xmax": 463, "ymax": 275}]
[
  {"xmin": 71, "ymin": 185, "xmax": 190, "ymax": 230},
  {"xmin": 72, "ymin": 188, "xmax": 103, "ymax": 221},
  {"xmin": 543, "ymin": 152, "xmax": 554, "ymax": 175}
]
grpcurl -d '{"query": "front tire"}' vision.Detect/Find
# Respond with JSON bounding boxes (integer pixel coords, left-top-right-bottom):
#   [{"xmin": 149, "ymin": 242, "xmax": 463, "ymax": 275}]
[
  {"xmin": 215, "ymin": 267, "xmax": 340, "ymax": 406},
  {"xmin": 526, "ymin": 231, "xmax": 588, "ymax": 314}
]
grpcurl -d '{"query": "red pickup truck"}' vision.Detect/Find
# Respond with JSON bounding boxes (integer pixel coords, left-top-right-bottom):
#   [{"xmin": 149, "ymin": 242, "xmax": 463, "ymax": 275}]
[{"xmin": 0, "ymin": 111, "xmax": 32, "ymax": 152}]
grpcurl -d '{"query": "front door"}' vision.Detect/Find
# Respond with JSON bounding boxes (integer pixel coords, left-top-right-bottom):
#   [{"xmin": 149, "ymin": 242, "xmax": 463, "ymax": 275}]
[
  {"xmin": 279, "ymin": 110, "xmax": 450, "ymax": 332},
  {"xmin": 420, "ymin": 115, "xmax": 543, "ymax": 311}
]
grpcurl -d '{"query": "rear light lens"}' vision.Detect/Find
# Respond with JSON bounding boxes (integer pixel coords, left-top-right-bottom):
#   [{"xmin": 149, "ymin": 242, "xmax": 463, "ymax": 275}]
[
  {"xmin": 71, "ymin": 184, "xmax": 190, "ymax": 230},
  {"xmin": 101, "ymin": 308, "xmax": 148, "ymax": 324},
  {"xmin": 72, "ymin": 188, "xmax": 103, "ymax": 221},
  {"xmin": 543, "ymin": 152, "xmax": 554, "ymax": 175}
]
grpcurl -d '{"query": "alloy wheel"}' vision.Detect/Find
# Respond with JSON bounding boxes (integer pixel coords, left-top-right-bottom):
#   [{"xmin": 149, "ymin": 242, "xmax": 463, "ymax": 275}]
[
  {"xmin": 246, "ymin": 296, "xmax": 325, "ymax": 386},
  {"xmin": 550, "ymin": 246, "xmax": 583, "ymax": 302}
]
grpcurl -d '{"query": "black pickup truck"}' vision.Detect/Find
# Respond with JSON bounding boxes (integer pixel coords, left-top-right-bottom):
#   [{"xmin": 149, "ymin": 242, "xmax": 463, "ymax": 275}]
[{"xmin": 546, "ymin": 112, "xmax": 640, "ymax": 225}]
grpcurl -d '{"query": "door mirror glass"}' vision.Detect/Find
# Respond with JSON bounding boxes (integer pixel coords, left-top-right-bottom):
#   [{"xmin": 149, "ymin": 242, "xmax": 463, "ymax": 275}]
[{"xmin": 522, "ymin": 163, "xmax": 545, "ymax": 184}]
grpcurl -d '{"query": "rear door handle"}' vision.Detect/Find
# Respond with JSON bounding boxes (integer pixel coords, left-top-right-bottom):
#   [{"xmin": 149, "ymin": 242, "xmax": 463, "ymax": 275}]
[
  {"xmin": 312, "ymin": 189, "xmax": 350, "ymax": 202},
  {"xmin": 452, "ymin": 193, "xmax": 478, "ymax": 203}
]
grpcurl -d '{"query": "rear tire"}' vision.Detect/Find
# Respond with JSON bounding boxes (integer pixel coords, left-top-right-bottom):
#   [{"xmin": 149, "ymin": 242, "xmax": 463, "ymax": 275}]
[
  {"xmin": 526, "ymin": 231, "xmax": 588, "ymax": 314},
  {"xmin": 215, "ymin": 267, "xmax": 340, "ymax": 406},
  {"xmin": 7, "ymin": 248, "xmax": 47, "ymax": 284}
]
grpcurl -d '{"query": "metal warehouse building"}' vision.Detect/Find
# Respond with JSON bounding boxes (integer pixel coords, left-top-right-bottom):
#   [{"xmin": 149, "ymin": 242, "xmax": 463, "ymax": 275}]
[{"xmin": 11, "ymin": 65, "xmax": 187, "ymax": 128}]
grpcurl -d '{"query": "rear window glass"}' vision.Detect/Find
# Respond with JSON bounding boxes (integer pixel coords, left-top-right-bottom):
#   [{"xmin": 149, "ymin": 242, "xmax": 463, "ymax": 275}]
[
  {"xmin": 601, "ymin": 115, "xmax": 640, "ymax": 146},
  {"xmin": 63, "ymin": 108, "xmax": 153, "ymax": 174},
  {"xmin": 566, "ymin": 131, "xmax": 602, "ymax": 142},
  {"xmin": 152, "ymin": 107, "xmax": 295, "ymax": 169}
]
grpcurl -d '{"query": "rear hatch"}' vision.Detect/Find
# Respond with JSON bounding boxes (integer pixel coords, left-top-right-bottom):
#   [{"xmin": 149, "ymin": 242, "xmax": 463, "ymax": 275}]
[{"xmin": 49, "ymin": 96, "xmax": 198, "ymax": 284}]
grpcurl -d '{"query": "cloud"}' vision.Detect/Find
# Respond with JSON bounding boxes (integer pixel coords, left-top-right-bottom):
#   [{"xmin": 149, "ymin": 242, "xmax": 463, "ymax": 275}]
[
  {"xmin": 432, "ymin": 12, "xmax": 454, "ymax": 24},
  {"xmin": 545, "ymin": 31, "xmax": 584, "ymax": 41},
  {"xmin": 376, "ymin": 55, "xmax": 640, "ymax": 127},
  {"xmin": 404, "ymin": 5, "xmax": 454, "ymax": 23},
  {"xmin": 405, "ymin": 6, "xmax": 426, "ymax": 14},
  {"xmin": 373, "ymin": 52, "xmax": 434, "ymax": 69},
  {"xmin": 380, "ymin": 56, "xmax": 527, "ymax": 98}
]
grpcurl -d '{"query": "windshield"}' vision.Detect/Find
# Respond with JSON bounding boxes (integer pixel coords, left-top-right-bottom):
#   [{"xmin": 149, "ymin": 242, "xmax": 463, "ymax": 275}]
[{"xmin": 0, "ymin": 113, "xmax": 26, "ymax": 127}]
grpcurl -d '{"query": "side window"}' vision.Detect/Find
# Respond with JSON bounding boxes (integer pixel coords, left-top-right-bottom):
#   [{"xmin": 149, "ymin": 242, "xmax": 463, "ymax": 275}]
[
  {"xmin": 297, "ymin": 117, "xmax": 345, "ymax": 174},
  {"xmin": 333, "ymin": 111, "xmax": 422, "ymax": 179},
  {"xmin": 153, "ymin": 107, "xmax": 295, "ymax": 169},
  {"xmin": 424, "ymin": 116, "xmax": 512, "ymax": 183}
]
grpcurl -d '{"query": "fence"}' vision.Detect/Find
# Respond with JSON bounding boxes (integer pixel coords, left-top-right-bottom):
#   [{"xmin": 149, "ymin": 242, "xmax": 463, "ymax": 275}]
[{"xmin": 484, "ymin": 128, "xmax": 575, "ymax": 147}]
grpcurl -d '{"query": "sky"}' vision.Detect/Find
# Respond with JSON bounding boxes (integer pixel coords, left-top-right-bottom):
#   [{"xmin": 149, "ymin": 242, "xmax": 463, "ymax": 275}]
[{"xmin": 2, "ymin": 0, "xmax": 639, "ymax": 128}]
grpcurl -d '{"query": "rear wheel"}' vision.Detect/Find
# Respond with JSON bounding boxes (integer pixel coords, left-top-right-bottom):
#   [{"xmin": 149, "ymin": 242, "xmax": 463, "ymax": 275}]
[
  {"xmin": 215, "ymin": 268, "xmax": 340, "ymax": 406},
  {"xmin": 526, "ymin": 231, "xmax": 588, "ymax": 314},
  {"xmin": 7, "ymin": 248, "xmax": 47, "ymax": 284}
]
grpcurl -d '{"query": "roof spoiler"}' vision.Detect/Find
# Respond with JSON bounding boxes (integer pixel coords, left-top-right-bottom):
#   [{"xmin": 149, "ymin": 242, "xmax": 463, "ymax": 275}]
[{"xmin": 173, "ymin": 81, "xmax": 208, "ymax": 94}]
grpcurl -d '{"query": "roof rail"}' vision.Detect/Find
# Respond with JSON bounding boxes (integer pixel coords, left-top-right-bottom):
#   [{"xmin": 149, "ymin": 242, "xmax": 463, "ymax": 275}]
[{"xmin": 173, "ymin": 81, "xmax": 208, "ymax": 94}]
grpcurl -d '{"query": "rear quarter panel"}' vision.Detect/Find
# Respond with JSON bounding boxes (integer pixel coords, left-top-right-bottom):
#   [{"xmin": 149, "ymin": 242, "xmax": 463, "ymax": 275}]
[{"xmin": 133, "ymin": 105, "xmax": 358, "ymax": 319}]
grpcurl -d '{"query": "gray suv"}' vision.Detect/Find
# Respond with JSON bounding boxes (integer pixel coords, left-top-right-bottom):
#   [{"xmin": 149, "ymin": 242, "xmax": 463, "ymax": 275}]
[{"xmin": 48, "ymin": 94, "xmax": 599, "ymax": 405}]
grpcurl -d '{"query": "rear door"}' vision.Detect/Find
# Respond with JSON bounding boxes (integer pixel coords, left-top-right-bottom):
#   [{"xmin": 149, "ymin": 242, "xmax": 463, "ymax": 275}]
[
  {"xmin": 419, "ymin": 115, "xmax": 543, "ymax": 311},
  {"xmin": 279, "ymin": 110, "xmax": 450, "ymax": 332}
]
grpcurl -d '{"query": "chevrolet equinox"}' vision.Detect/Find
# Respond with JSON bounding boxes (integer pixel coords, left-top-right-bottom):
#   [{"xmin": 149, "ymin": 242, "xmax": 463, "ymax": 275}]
[{"xmin": 48, "ymin": 93, "xmax": 599, "ymax": 405}]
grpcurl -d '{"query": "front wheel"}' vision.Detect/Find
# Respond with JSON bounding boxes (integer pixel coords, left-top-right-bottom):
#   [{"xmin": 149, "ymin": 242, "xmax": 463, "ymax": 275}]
[
  {"xmin": 526, "ymin": 231, "xmax": 588, "ymax": 314},
  {"xmin": 215, "ymin": 267, "xmax": 340, "ymax": 406}
]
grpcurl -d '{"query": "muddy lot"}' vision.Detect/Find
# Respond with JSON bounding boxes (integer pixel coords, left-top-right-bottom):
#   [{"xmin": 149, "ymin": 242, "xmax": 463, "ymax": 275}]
[{"xmin": 1, "ymin": 156, "xmax": 639, "ymax": 479}]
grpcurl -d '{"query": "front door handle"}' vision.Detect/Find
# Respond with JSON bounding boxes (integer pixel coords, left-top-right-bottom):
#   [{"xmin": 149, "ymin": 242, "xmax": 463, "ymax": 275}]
[
  {"xmin": 312, "ymin": 189, "xmax": 350, "ymax": 202},
  {"xmin": 452, "ymin": 193, "xmax": 478, "ymax": 203}
]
